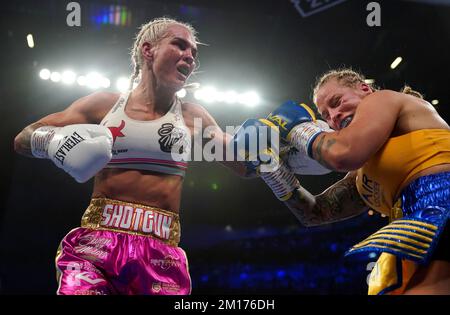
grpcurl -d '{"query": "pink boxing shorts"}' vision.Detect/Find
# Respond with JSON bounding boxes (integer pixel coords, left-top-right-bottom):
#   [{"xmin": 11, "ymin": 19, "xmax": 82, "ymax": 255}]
[{"xmin": 55, "ymin": 198, "xmax": 191, "ymax": 295}]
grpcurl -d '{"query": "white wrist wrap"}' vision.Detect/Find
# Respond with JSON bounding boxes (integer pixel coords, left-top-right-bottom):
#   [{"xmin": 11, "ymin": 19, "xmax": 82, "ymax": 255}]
[
  {"xmin": 289, "ymin": 122, "xmax": 325, "ymax": 158},
  {"xmin": 261, "ymin": 160, "xmax": 301, "ymax": 201},
  {"xmin": 30, "ymin": 126, "xmax": 59, "ymax": 159}
]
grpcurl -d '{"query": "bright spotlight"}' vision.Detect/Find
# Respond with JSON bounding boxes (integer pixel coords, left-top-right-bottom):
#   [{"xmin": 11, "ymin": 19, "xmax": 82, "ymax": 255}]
[
  {"xmin": 431, "ymin": 99, "xmax": 439, "ymax": 106},
  {"xmin": 215, "ymin": 91, "xmax": 226, "ymax": 103},
  {"xmin": 201, "ymin": 86, "xmax": 217, "ymax": 103},
  {"xmin": 184, "ymin": 82, "xmax": 201, "ymax": 90},
  {"xmin": 116, "ymin": 77, "xmax": 130, "ymax": 93},
  {"xmin": 50, "ymin": 72, "xmax": 61, "ymax": 82},
  {"xmin": 101, "ymin": 77, "xmax": 111, "ymax": 89},
  {"xmin": 27, "ymin": 34, "xmax": 34, "ymax": 48},
  {"xmin": 39, "ymin": 69, "xmax": 51, "ymax": 80},
  {"xmin": 62, "ymin": 70, "xmax": 76, "ymax": 84},
  {"xmin": 176, "ymin": 88, "xmax": 187, "ymax": 98},
  {"xmin": 77, "ymin": 76, "xmax": 86, "ymax": 86},
  {"xmin": 390, "ymin": 56, "xmax": 402, "ymax": 69},
  {"xmin": 86, "ymin": 72, "xmax": 102, "ymax": 89},
  {"xmin": 194, "ymin": 89, "xmax": 204, "ymax": 100},
  {"xmin": 224, "ymin": 90, "xmax": 238, "ymax": 104},
  {"xmin": 239, "ymin": 91, "xmax": 260, "ymax": 107}
]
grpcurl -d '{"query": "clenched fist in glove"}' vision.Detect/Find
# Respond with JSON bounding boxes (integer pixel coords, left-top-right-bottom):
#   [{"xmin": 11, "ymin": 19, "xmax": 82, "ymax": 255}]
[{"xmin": 31, "ymin": 124, "xmax": 113, "ymax": 183}]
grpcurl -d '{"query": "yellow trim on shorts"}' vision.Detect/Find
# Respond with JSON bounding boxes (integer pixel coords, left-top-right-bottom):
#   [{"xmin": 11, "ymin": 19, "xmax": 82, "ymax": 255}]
[
  {"xmin": 373, "ymin": 228, "xmax": 433, "ymax": 242},
  {"xmin": 364, "ymin": 233, "xmax": 430, "ymax": 248},
  {"xmin": 352, "ymin": 238, "xmax": 427, "ymax": 254},
  {"xmin": 392, "ymin": 220, "xmax": 438, "ymax": 230},
  {"xmin": 356, "ymin": 244, "xmax": 424, "ymax": 260}
]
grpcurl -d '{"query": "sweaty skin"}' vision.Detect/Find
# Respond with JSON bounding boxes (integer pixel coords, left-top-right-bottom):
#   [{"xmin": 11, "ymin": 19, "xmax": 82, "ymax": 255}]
[{"xmin": 14, "ymin": 25, "xmax": 246, "ymax": 214}]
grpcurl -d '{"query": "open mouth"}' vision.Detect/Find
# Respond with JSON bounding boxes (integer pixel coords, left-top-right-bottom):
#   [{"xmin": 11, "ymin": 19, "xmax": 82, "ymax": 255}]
[
  {"xmin": 177, "ymin": 65, "xmax": 190, "ymax": 77},
  {"xmin": 340, "ymin": 115, "xmax": 353, "ymax": 129}
]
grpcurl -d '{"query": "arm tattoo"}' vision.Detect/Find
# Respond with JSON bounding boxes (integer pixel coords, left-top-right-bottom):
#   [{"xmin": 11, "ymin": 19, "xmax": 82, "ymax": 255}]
[
  {"xmin": 313, "ymin": 134, "xmax": 336, "ymax": 170},
  {"xmin": 284, "ymin": 173, "xmax": 368, "ymax": 226},
  {"xmin": 14, "ymin": 122, "xmax": 46, "ymax": 157}
]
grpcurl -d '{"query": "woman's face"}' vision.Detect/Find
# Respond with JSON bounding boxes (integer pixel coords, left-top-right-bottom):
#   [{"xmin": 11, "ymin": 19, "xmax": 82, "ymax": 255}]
[
  {"xmin": 315, "ymin": 79, "xmax": 372, "ymax": 130},
  {"xmin": 145, "ymin": 24, "xmax": 197, "ymax": 92}
]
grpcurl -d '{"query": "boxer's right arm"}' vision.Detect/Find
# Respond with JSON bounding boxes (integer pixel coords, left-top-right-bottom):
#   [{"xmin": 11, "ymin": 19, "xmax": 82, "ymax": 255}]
[
  {"xmin": 14, "ymin": 91, "xmax": 119, "ymax": 157},
  {"xmin": 284, "ymin": 172, "xmax": 369, "ymax": 227}
]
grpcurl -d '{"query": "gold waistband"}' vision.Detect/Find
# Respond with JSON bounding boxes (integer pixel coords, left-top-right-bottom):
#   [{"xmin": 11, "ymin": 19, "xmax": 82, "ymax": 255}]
[{"xmin": 81, "ymin": 198, "xmax": 180, "ymax": 246}]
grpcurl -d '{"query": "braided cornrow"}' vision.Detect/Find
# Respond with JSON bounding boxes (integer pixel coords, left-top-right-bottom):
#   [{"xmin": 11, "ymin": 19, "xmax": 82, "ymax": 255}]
[
  {"xmin": 313, "ymin": 68, "xmax": 424, "ymax": 102},
  {"xmin": 313, "ymin": 68, "xmax": 378, "ymax": 103},
  {"xmin": 400, "ymin": 85, "xmax": 424, "ymax": 99}
]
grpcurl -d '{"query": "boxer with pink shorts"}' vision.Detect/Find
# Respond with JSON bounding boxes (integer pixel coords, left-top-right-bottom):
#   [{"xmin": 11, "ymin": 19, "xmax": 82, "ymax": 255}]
[
  {"xmin": 14, "ymin": 17, "xmax": 271, "ymax": 295},
  {"xmin": 56, "ymin": 198, "xmax": 191, "ymax": 295}
]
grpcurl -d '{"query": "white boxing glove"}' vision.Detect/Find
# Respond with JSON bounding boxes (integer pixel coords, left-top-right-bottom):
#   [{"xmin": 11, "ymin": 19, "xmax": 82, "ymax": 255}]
[
  {"xmin": 315, "ymin": 119, "xmax": 334, "ymax": 132},
  {"xmin": 282, "ymin": 147, "xmax": 331, "ymax": 175},
  {"xmin": 289, "ymin": 119, "xmax": 334, "ymax": 157},
  {"xmin": 283, "ymin": 120, "xmax": 334, "ymax": 175},
  {"xmin": 31, "ymin": 124, "xmax": 113, "ymax": 183}
]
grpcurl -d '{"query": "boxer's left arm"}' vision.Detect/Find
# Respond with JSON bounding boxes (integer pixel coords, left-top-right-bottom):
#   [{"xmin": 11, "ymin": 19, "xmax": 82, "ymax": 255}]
[
  {"xmin": 283, "ymin": 172, "xmax": 369, "ymax": 226},
  {"xmin": 181, "ymin": 102, "xmax": 251, "ymax": 177},
  {"xmin": 290, "ymin": 91, "xmax": 402, "ymax": 171}
]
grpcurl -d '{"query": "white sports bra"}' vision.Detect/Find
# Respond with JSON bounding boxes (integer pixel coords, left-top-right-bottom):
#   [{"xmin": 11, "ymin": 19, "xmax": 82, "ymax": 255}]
[{"xmin": 100, "ymin": 91, "xmax": 191, "ymax": 177}]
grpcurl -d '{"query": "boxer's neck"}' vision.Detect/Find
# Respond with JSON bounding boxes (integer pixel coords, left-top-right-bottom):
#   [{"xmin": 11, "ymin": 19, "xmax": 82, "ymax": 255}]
[{"xmin": 132, "ymin": 71, "xmax": 175, "ymax": 115}]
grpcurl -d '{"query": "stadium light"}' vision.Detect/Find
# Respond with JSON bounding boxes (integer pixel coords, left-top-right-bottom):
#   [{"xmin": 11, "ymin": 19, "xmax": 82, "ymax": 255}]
[
  {"xmin": 62, "ymin": 70, "xmax": 76, "ymax": 84},
  {"xmin": 101, "ymin": 77, "xmax": 111, "ymax": 89},
  {"xmin": 50, "ymin": 72, "xmax": 61, "ymax": 82},
  {"xmin": 39, "ymin": 69, "xmax": 51, "ymax": 80},
  {"xmin": 176, "ymin": 88, "xmax": 187, "ymax": 98},
  {"xmin": 390, "ymin": 57, "xmax": 402, "ymax": 69},
  {"xmin": 77, "ymin": 76, "xmax": 86, "ymax": 86},
  {"xmin": 224, "ymin": 90, "xmax": 238, "ymax": 104},
  {"xmin": 201, "ymin": 86, "xmax": 218, "ymax": 103},
  {"xmin": 116, "ymin": 77, "xmax": 130, "ymax": 93},
  {"xmin": 238, "ymin": 91, "xmax": 260, "ymax": 107},
  {"xmin": 27, "ymin": 34, "xmax": 34, "ymax": 48},
  {"xmin": 85, "ymin": 72, "xmax": 103, "ymax": 89}
]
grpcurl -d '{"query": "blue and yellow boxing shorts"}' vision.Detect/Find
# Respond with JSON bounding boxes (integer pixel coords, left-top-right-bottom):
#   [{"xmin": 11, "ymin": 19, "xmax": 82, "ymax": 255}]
[{"xmin": 346, "ymin": 172, "xmax": 450, "ymax": 295}]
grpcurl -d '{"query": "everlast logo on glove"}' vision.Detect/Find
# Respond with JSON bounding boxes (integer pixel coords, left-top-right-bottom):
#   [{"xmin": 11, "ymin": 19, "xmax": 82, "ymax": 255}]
[{"xmin": 54, "ymin": 132, "xmax": 85, "ymax": 165}]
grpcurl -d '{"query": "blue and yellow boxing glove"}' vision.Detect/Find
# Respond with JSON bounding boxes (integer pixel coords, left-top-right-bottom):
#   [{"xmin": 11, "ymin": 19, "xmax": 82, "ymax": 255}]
[
  {"xmin": 230, "ymin": 118, "xmax": 301, "ymax": 201},
  {"xmin": 267, "ymin": 101, "xmax": 330, "ymax": 158},
  {"xmin": 230, "ymin": 118, "xmax": 279, "ymax": 176}
]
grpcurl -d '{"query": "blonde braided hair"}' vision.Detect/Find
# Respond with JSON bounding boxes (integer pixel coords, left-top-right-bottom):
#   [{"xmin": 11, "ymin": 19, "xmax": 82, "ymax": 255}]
[
  {"xmin": 128, "ymin": 17, "xmax": 198, "ymax": 90},
  {"xmin": 313, "ymin": 68, "xmax": 423, "ymax": 103}
]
